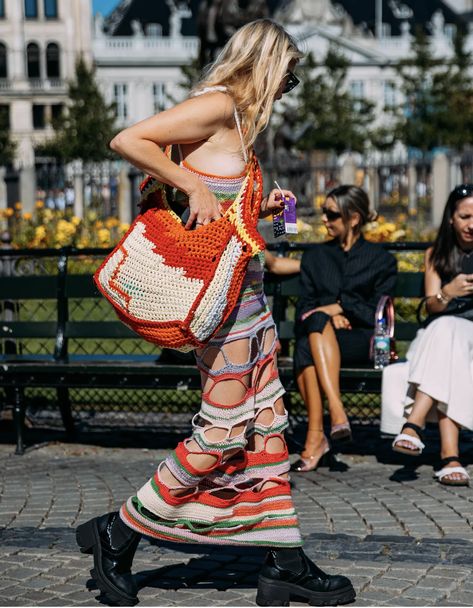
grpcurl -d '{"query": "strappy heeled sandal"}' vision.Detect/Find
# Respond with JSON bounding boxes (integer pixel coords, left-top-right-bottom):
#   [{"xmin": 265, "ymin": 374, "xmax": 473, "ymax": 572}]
[
  {"xmin": 434, "ymin": 457, "xmax": 470, "ymax": 487},
  {"xmin": 291, "ymin": 430, "xmax": 330, "ymax": 472},
  {"xmin": 330, "ymin": 421, "xmax": 352, "ymax": 442},
  {"xmin": 392, "ymin": 421, "xmax": 425, "ymax": 456}
]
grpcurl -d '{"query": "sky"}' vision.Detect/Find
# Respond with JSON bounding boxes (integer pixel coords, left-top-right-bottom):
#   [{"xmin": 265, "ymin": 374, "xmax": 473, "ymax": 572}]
[{"xmin": 92, "ymin": 0, "xmax": 121, "ymax": 16}]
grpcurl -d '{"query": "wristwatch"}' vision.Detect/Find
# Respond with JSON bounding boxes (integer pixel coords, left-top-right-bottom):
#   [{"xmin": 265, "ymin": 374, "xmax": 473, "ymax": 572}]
[{"xmin": 435, "ymin": 291, "xmax": 450, "ymax": 304}]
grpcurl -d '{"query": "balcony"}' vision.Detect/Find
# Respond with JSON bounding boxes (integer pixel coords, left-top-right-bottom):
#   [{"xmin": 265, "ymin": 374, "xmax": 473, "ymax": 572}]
[
  {"xmin": 93, "ymin": 35, "xmax": 199, "ymax": 66},
  {"xmin": 0, "ymin": 78, "xmax": 10, "ymax": 89},
  {"xmin": 27, "ymin": 78, "xmax": 65, "ymax": 91}
]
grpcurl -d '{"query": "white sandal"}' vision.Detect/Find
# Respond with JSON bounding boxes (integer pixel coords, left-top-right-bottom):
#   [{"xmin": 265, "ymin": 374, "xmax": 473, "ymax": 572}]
[
  {"xmin": 434, "ymin": 457, "xmax": 470, "ymax": 487},
  {"xmin": 392, "ymin": 422, "xmax": 425, "ymax": 456}
]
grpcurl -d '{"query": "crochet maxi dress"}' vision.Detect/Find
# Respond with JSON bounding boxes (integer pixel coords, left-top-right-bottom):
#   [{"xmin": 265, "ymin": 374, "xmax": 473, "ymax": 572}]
[{"xmin": 120, "ymin": 93, "xmax": 303, "ymax": 548}]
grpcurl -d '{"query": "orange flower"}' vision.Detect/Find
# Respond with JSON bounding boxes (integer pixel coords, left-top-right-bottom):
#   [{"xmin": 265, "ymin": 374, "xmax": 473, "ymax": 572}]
[
  {"xmin": 35, "ymin": 200, "xmax": 44, "ymax": 209},
  {"xmin": 23, "ymin": 212, "xmax": 32, "ymax": 221},
  {"xmin": 14, "ymin": 201, "xmax": 22, "ymax": 210}
]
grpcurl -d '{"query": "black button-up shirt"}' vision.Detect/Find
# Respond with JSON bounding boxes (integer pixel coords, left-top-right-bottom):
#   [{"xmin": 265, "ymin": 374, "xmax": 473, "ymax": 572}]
[{"xmin": 296, "ymin": 236, "xmax": 397, "ymax": 332}]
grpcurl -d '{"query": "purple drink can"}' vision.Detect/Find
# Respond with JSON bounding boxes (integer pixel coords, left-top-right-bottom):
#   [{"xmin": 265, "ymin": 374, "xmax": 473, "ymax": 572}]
[{"xmin": 273, "ymin": 196, "xmax": 298, "ymax": 237}]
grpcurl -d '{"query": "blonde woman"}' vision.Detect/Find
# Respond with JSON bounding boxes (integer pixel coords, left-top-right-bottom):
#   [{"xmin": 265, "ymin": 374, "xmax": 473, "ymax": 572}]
[{"xmin": 75, "ymin": 20, "xmax": 355, "ymax": 608}]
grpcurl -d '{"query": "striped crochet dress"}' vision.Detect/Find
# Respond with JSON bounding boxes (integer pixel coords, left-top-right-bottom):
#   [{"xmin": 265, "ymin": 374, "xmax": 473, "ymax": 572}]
[{"xmin": 120, "ymin": 160, "xmax": 302, "ymax": 547}]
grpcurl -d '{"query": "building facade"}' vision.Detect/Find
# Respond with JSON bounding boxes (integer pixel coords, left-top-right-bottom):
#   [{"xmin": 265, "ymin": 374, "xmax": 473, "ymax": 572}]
[
  {"xmin": 0, "ymin": 0, "xmax": 92, "ymax": 208},
  {"xmin": 1, "ymin": 0, "xmax": 471, "ymax": 212}
]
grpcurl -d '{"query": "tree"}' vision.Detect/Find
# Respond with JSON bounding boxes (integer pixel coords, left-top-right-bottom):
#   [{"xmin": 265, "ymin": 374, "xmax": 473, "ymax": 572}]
[
  {"xmin": 0, "ymin": 106, "xmax": 15, "ymax": 166},
  {"xmin": 37, "ymin": 57, "xmax": 117, "ymax": 162},
  {"xmin": 389, "ymin": 27, "xmax": 473, "ymax": 153},
  {"xmin": 293, "ymin": 47, "xmax": 376, "ymax": 154}
]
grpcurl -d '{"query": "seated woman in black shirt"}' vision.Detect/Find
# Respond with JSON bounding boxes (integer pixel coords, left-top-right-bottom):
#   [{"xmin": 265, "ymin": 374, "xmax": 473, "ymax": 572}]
[{"xmin": 292, "ymin": 185, "xmax": 397, "ymax": 472}]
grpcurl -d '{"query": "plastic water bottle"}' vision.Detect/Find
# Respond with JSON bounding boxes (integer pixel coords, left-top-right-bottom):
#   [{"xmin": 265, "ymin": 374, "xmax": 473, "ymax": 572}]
[{"xmin": 374, "ymin": 319, "xmax": 390, "ymax": 370}]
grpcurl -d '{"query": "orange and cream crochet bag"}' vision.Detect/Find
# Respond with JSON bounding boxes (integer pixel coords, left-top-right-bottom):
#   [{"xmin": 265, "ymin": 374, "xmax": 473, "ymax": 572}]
[{"xmin": 94, "ymin": 156, "xmax": 265, "ymax": 352}]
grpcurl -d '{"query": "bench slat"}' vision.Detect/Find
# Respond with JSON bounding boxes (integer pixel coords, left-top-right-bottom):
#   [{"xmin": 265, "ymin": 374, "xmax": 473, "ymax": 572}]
[
  {"xmin": 65, "ymin": 275, "xmax": 100, "ymax": 298},
  {"xmin": 64, "ymin": 321, "xmax": 139, "ymax": 339},
  {"xmin": 0, "ymin": 321, "xmax": 57, "ymax": 338},
  {"xmin": 0, "ymin": 276, "xmax": 58, "ymax": 299}
]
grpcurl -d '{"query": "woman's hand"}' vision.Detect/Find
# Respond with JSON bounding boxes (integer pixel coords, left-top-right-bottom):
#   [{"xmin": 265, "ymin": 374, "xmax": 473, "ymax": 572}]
[
  {"xmin": 185, "ymin": 182, "xmax": 222, "ymax": 229},
  {"xmin": 314, "ymin": 303, "xmax": 343, "ymax": 317},
  {"xmin": 260, "ymin": 189, "xmax": 297, "ymax": 216},
  {"xmin": 331, "ymin": 314, "xmax": 352, "ymax": 330},
  {"xmin": 443, "ymin": 273, "xmax": 473, "ymax": 299}
]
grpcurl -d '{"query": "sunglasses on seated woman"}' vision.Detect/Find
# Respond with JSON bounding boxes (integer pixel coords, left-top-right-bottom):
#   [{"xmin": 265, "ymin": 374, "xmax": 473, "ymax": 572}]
[
  {"xmin": 282, "ymin": 71, "xmax": 300, "ymax": 94},
  {"xmin": 321, "ymin": 206, "xmax": 342, "ymax": 221}
]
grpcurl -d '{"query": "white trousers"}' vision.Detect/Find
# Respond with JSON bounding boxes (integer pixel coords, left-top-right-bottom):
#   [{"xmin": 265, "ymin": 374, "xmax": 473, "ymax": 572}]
[{"xmin": 381, "ymin": 316, "xmax": 473, "ymax": 434}]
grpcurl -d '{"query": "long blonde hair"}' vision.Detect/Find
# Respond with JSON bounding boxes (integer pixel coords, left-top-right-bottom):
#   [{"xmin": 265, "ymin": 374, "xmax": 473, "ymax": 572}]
[{"xmin": 192, "ymin": 19, "xmax": 303, "ymax": 154}]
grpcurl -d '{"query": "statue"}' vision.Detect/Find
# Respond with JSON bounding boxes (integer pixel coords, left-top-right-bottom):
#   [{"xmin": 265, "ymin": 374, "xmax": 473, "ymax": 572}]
[
  {"xmin": 275, "ymin": 0, "xmax": 342, "ymax": 25},
  {"xmin": 430, "ymin": 10, "xmax": 445, "ymax": 38},
  {"xmin": 166, "ymin": 0, "xmax": 192, "ymax": 38},
  {"xmin": 400, "ymin": 20, "xmax": 411, "ymax": 39},
  {"xmin": 130, "ymin": 19, "xmax": 143, "ymax": 37},
  {"xmin": 198, "ymin": 0, "xmax": 269, "ymax": 67},
  {"xmin": 94, "ymin": 12, "xmax": 105, "ymax": 38}
]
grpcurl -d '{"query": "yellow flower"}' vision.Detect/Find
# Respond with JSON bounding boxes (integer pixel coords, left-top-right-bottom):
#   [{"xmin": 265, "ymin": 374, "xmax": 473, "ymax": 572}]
[
  {"xmin": 95, "ymin": 221, "xmax": 104, "ymax": 229},
  {"xmin": 14, "ymin": 201, "xmax": 22, "ymax": 210},
  {"xmin": 98, "ymin": 228, "xmax": 111, "ymax": 244},
  {"xmin": 35, "ymin": 225, "xmax": 47, "ymax": 240},
  {"xmin": 119, "ymin": 223, "xmax": 130, "ymax": 233},
  {"xmin": 43, "ymin": 208, "xmax": 53, "ymax": 222},
  {"xmin": 105, "ymin": 217, "xmax": 120, "ymax": 229},
  {"xmin": 35, "ymin": 200, "xmax": 44, "ymax": 209},
  {"xmin": 71, "ymin": 216, "xmax": 81, "ymax": 226},
  {"xmin": 23, "ymin": 212, "xmax": 32, "ymax": 221}
]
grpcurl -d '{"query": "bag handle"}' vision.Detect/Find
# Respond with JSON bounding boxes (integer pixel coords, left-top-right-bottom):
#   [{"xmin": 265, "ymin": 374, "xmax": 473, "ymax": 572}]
[{"xmin": 375, "ymin": 294, "xmax": 395, "ymax": 338}]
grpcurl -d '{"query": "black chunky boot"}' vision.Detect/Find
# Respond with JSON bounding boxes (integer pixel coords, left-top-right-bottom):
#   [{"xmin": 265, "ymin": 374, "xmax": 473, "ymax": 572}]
[
  {"xmin": 256, "ymin": 548, "xmax": 355, "ymax": 606},
  {"xmin": 76, "ymin": 512, "xmax": 141, "ymax": 606}
]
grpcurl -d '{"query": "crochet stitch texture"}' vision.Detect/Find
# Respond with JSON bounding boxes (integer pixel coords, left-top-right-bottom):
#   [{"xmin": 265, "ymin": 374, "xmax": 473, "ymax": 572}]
[{"xmin": 94, "ymin": 152, "xmax": 265, "ymax": 351}]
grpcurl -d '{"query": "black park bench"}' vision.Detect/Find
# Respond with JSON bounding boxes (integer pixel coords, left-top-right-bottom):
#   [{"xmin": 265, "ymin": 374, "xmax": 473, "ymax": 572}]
[{"xmin": 0, "ymin": 243, "xmax": 428, "ymax": 455}]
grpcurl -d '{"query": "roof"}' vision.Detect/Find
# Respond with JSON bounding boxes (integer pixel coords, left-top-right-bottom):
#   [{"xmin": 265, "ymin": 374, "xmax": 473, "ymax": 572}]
[
  {"xmin": 105, "ymin": 0, "xmax": 284, "ymax": 37},
  {"xmin": 335, "ymin": 0, "xmax": 465, "ymax": 36}
]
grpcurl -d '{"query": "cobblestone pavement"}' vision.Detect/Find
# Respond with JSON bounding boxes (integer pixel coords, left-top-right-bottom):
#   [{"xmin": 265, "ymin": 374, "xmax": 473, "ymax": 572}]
[{"xmin": 0, "ymin": 435, "xmax": 473, "ymax": 607}]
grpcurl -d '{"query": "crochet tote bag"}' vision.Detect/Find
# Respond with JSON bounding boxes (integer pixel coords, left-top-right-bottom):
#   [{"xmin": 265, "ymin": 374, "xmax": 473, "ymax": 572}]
[{"xmin": 94, "ymin": 156, "xmax": 265, "ymax": 352}]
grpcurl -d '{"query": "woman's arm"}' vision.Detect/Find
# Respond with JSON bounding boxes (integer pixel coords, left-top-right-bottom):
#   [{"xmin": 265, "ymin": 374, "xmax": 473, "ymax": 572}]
[
  {"xmin": 110, "ymin": 92, "xmax": 233, "ymax": 227},
  {"xmin": 424, "ymin": 247, "xmax": 473, "ymax": 314},
  {"xmin": 264, "ymin": 250, "xmax": 301, "ymax": 275}
]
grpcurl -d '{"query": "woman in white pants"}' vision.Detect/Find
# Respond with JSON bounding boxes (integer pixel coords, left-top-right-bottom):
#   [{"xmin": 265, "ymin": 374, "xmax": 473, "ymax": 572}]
[{"xmin": 392, "ymin": 184, "xmax": 473, "ymax": 486}]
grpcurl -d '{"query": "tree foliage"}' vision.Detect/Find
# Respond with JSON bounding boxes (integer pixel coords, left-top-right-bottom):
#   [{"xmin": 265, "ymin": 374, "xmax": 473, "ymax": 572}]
[
  {"xmin": 293, "ymin": 47, "xmax": 376, "ymax": 154},
  {"xmin": 390, "ymin": 27, "xmax": 473, "ymax": 152},
  {"xmin": 37, "ymin": 57, "xmax": 117, "ymax": 162},
  {"xmin": 0, "ymin": 106, "xmax": 15, "ymax": 166}
]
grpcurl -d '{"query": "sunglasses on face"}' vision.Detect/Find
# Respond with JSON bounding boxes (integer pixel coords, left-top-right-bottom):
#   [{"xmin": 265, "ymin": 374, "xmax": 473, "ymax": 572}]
[
  {"xmin": 321, "ymin": 206, "xmax": 342, "ymax": 221},
  {"xmin": 453, "ymin": 184, "xmax": 473, "ymax": 198},
  {"xmin": 282, "ymin": 71, "xmax": 300, "ymax": 94}
]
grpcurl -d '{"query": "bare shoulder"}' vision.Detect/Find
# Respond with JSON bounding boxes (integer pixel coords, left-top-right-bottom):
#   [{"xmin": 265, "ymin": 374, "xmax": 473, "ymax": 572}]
[{"xmin": 172, "ymin": 91, "xmax": 234, "ymax": 125}]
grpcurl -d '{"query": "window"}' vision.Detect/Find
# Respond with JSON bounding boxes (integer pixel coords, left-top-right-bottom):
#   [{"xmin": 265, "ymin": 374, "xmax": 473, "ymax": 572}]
[
  {"xmin": 46, "ymin": 43, "xmax": 60, "ymax": 78},
  {"xmin": 27, "ymin": 42, "xmax": 41, "ymax": 78},
  {"xmin": 0, "ymin": 42, "xmax": 7, "ymax": 78},
  {"xmin": 0, "ymin": 0, "xmax": 5, "ymax": 18},
  {"xmin": 113, "ymin": 84, "xmax": 128, "ymax": 120},
  {"xmin": 152, "ymin": 82, "xmax": 166, "ymax": 113},
  {"xmin": 51, "ymin": 103, "xmax": 63, "ymax": 122},
  {"xmin": 350, "ymin": 80, "xmax": 364, "ymax": 113},
  {"xmin": 44, "ymin": 0, "xmax": 58, "ymax": 18},
  {"xmin": 33, "ymin": 104, "xmax": 45, "ymax": 129},
  {"xmin": 384, "ymin": 81, "xmax": 397, "ymax": 108},
  {"xmin": 0, "ymin": 104, "xmax": 9, "ymax": 128},
  {"xmin": 24, "ymin": 0, "xmax": 38, "ymax": 18}
]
